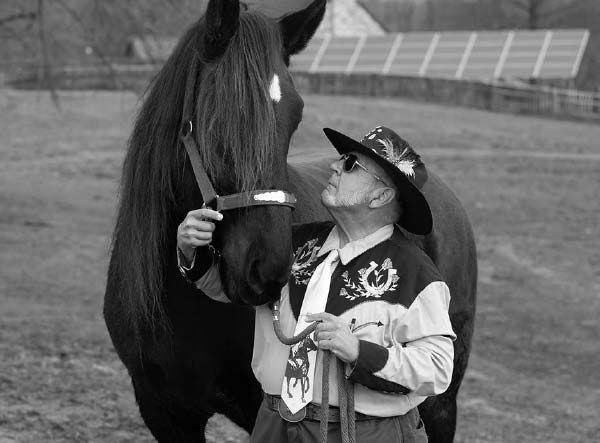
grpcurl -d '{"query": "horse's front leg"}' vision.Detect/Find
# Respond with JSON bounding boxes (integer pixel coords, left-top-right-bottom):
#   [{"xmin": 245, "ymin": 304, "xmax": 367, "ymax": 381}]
[
  {"xmin": 418, "ymin": 389, "xmax": 458, "ymax": 443},
  {"xmin": 132, "ymin": 370, "xmax": 211, "ymax": 443},
  {"xmin": 300, "ymin": 378, "xmax": 306, "ymax": 402},
  {"xmin": 287, "ymin": 377, "xmax": 293, "ymax": 398},
  {"xmin": 304, "ymin": 375, "xmax": 310, "ymax": 394}
]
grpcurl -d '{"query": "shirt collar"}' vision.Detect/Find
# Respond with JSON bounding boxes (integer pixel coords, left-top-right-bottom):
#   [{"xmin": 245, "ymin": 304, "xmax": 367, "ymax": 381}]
[{"xmin": 317, "ymin": 224, "xmax": 395, "ymax": 265}]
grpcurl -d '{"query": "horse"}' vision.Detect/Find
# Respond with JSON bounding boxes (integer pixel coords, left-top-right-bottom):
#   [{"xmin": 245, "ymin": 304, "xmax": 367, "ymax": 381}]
[
  {"xmin": 103, "ymin": 1, "xmax": 477, "ymax": 442},
  {"xmin": 285, "ymin": 336, "xmax": 319, "ymax": 401}
]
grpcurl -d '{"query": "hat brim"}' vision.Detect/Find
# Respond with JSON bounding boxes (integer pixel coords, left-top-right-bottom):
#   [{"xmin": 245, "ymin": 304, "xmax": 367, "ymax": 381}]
[{"xmin": 323, "ymin": 128, "xmax": 433, "ymax": 235}]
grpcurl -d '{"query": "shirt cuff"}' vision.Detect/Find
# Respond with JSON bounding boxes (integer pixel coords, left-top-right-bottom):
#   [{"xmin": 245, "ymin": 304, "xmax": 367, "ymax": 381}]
[
  {"xmin": 177, "ymin": 246, "xmax": 216, "ymax": 283},
  {"xmin": 178, "ymin": 247, "xmax": 196, "ymax": 270},
  {"xmin": 346, "ymin": 340, "xmax": 410, "ymax": 394}
]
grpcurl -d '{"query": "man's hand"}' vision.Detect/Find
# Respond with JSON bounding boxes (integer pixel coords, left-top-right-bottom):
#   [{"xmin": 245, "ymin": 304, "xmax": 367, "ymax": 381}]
[
  {"xmin": 306, "ymin": 312, "xmax": 359, "ymax": 364},
  {"xmin": 177, "ymin": 208, "xmax": 223, "ymax": 264}
]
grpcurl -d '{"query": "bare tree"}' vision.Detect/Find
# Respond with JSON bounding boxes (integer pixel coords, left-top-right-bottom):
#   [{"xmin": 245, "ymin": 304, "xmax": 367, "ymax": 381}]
[
  {"xmin": 501, "ymin": 0, "xmax": 581, "ymax": 29},
  {"xmin": 357, "ymin": 0, "xmax": 416, "ymax": 32},
  {"xmin": 1, "ymin": 0, "xmax": 207, "ymax": 95},
  {"xmin": 35, "ymin": 0, "xmax": 63, "ymax": 105},
  {"xmin": 0, "ymin": 11, "xmax": 36, "ymax": 27}
]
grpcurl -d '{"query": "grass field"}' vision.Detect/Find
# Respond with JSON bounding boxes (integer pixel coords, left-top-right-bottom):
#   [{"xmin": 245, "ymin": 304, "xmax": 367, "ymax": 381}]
[{"xmin": 1, "ymin": 89, "xmax": 599, "ymax": 443}]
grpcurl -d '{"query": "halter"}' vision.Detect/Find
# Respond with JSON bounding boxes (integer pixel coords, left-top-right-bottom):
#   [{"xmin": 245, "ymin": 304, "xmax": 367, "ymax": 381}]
[{"xmin": 180, "ymin": 54, "xmax": 297, "ymax": 212}]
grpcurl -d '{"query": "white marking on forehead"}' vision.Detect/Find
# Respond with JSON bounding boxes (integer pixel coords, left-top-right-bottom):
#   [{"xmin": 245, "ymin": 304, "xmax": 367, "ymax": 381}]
[{"xmin": 269, "ymin": 74, "xmax": 281, "ymax": 103}]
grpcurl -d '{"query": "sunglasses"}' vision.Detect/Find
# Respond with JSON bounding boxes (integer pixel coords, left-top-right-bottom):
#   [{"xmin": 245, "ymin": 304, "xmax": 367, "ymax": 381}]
[{"xmin": 340, "ymin": 153, "xmax": 389, "ymax": 186}]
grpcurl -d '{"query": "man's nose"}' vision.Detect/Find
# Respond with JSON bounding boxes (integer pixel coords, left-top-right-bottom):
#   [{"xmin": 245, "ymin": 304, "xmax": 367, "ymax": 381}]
[{"xmin": 330, "ymin": 158, "xmax": 342, "ymax": 173}]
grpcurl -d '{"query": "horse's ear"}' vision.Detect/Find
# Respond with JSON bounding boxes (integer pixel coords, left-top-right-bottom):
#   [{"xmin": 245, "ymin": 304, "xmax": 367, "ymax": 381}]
[
  {"xmin": 280, "ymin": 0, "xmax": 326, "ymax": 57},
  {"xmin": 204, "ymin": 0, "xmax": 240, "ymax": 61}
]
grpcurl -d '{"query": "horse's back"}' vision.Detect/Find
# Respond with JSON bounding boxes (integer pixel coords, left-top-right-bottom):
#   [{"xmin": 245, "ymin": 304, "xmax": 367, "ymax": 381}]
[{"xmin": 423, "ymin": 172, "xmax": 478, "ymax": 312}]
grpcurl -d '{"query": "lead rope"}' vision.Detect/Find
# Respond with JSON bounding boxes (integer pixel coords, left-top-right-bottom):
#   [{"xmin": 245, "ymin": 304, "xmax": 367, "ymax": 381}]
[{"xmin": 273, "ymin": 302, "xmax": 356, "ymax": 443}]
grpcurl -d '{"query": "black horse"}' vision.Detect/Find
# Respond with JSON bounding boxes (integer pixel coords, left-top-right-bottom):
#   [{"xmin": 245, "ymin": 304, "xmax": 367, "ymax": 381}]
[{"xmin": 103, "ymin": 1, "xmax": 477, "ymax": 442}]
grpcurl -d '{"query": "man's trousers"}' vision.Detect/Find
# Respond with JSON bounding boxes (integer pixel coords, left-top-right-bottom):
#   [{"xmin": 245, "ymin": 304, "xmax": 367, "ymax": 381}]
[{"xmin": 250, "ymin": 397, "xmax": 428, "ymax": 443}]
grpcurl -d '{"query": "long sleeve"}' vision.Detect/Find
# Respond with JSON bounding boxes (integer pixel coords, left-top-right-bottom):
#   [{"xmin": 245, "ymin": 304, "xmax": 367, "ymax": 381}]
[
  {"xmin": 177, "ymin": 247, "xmax": 231, "ymax": 303},
  {"xmin": 348, "ymin": 281, "xmax": 455, "ymax": 396}
]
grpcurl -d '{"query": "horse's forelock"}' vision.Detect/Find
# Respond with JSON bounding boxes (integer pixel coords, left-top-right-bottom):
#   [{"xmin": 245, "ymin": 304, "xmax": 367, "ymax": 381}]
[{"xmin": 195, "ymin": 11, "xmax": 283, "ymax": 193}]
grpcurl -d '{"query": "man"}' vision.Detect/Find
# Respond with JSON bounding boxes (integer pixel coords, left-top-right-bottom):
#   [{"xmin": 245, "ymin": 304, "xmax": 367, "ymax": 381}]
[{"xmin": 177, "ymin": 126, "xmax": 455, "ymax": 442}]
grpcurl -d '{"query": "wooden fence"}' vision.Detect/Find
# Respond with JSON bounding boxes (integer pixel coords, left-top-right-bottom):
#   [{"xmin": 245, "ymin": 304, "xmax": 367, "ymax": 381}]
[{"xmin": 292, "ymin": 71, "xmax": 600, "ymax": 122}]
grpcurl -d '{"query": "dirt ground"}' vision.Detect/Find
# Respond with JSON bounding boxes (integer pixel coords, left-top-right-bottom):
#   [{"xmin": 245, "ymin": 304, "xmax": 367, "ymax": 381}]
[{"xmin": 1, "ymin": 89, "xmax": 599, "ymax": 443}]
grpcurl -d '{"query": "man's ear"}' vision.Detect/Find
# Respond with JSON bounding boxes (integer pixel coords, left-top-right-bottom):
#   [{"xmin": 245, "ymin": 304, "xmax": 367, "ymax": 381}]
[
  {"xmin": 369, "ymin": 187, "xmax": 397, "ymax": 209},
  {"xmin": 280, "ymin": 0, "xmax": 326, "ymax": 57}
]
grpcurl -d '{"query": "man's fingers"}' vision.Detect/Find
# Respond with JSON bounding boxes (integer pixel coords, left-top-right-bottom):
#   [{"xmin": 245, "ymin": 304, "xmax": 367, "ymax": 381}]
[
  {"xmin": 306, "ymin": 312, "xmax": 335, "ymax": 322},
  {"xmin": 318, "ymin": 341, "xmax": 329, "ymax": 350},
  {"xmin": 315, "ymin": 322, "xmax": 337, "ymax": 333},
  {"xmin": 187, "ymin": 208, "xmax": 223, "ymax": 222},
  {"xmin": 187, "ymin": 231, "xmax": 214, "ymax": 241},
  {"xmin": 189, "ymin": 237, "xmax": 212, "ymax": 247},
  {"xmin": 184, "ymin": 219, "xmax": 216, "ymax": 232},
  {"xmin": 186, "ymin": 234, "xmax": 214, "ymax": 247},
  {"xmin": 315, "ymin": 331, "xmax": 335, "ymax": 341},
  {"xmin": 317, "ymin": 339, "xmax": 331, "ymax": 350}
]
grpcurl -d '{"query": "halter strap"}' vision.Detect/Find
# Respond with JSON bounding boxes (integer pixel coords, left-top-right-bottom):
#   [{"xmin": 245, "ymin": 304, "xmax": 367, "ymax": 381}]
[
  {"xmin": 179, "ymin": 53, "xmax": 296, "ymax": 212},
  {"xmin": 181, "ymin": 121, "xmax": 220, "ymax": 208}
]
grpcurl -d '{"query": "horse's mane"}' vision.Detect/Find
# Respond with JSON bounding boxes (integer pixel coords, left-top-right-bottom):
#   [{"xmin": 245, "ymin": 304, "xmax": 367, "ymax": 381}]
[{"xmin": 109, "ymin": 10, "xmax": 282, "ymax": 336}]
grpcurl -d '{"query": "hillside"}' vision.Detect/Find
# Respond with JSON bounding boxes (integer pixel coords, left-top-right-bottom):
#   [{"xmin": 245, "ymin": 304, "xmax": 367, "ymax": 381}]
[{"xmin": 1, "ymin": 0, "xmax": 598, "ymax": 89}]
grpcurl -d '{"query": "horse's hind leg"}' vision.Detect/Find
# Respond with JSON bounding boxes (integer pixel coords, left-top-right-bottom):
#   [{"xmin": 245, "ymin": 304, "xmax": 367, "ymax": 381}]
[
  {"xmin": 418, "ymin": 391, "xmax": 457, "ymax": 443},
  {"xmin": 133, "ymin": 377, "xmax": 211, "ymax": 443}
]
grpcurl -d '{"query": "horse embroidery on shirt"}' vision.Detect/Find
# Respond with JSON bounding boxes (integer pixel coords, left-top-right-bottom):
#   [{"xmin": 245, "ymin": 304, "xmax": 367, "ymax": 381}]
[
  {"xmin": 291, "ymin": 238, "xmax": 321, "ymax": 285},
  {"xmin": 340, "ymin": 258, "xmax": 399, "ymax": 301},
  {"xmin": 284, "ymin": 336, "xmax": 318, "ymax": 402}
]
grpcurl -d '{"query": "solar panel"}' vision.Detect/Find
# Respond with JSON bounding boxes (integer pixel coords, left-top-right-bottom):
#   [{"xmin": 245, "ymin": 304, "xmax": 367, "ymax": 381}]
[
  {"xmin": 353, "ymin": 36, "xmax": 394, "ymax": 73},
  {"xmin": 290, "ymin": 29, "xmax": 590, "ymax": 81},
  {"xmin": 317, "ymin": 37, "xmax": 359, "ymax": 72}
]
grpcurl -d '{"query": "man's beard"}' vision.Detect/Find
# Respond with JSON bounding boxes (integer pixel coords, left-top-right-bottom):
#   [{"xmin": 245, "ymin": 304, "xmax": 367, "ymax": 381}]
[{"xmin": 322, "ymin": 186, "xmax": 374, "ymax": 208}]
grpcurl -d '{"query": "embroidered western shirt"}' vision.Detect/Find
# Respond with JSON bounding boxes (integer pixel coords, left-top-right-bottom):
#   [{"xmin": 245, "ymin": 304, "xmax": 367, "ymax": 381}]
[{"xmin": 183, "ymin": 222, "xmax": 456, "ymax": 417}]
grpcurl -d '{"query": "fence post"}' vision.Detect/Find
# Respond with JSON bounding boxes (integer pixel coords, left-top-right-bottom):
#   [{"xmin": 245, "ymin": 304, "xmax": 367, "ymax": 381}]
[{"xmin": 552, "ymin": 89, "xmax": 560, "ymax": 115}]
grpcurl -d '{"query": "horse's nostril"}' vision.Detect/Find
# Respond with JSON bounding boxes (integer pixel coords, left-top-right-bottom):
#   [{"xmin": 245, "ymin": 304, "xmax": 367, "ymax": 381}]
[
  {"xmin": 246, "ymin": 249, "xmax": 293, "ymax": 299},
  {"xmin": 247, "ymin": 259, "xmax": 265, "ymax": 295}
]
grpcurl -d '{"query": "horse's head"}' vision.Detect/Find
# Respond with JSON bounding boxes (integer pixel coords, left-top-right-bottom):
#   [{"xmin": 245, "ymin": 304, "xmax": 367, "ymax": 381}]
[
  {"xmin": 113, "ymin": 0, "xmax": 324, "ymax": 334},
  {"xmin": 181, "ymin": 0, "xmax": 325, "ymax": 305}
]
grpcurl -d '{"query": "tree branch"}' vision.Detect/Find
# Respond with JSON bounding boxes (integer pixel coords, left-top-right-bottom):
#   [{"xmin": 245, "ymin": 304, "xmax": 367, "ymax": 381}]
[
  {"xmin": 54, "ymin": 0, "xmax": 121, "ymax": 88},
  {"xmin": 542, "ymin": 1, "xmax": 579, "ymax": 22},
  {"xmin": 37, "ymin": 0, "xmax": 60, "ymax": 106},
  {"xmin": 0, "ymin": 11, "xmax": 37, "ymax": 27},
  {"xmin": 505, "ymin": 0, "xmax": 529, "ymax": 13}
]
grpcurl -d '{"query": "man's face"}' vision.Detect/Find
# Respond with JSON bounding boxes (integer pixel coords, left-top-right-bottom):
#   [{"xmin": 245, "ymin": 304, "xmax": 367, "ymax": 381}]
[{"xmin": 321, "ymin": 152, "xmax": 384, "ymax": 209}]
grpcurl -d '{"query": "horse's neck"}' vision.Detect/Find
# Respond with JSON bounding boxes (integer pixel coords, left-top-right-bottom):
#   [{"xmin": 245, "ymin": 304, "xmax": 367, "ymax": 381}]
[{"xmin": 287, "ymin": 157, "xmax": 333, "ymax": 224}]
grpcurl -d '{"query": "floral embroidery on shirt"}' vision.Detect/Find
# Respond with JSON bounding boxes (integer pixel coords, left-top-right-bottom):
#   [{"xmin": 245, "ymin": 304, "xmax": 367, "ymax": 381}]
[
  {"xmin": 340, "ymin": 258, "xmax": 399, "ymax": 301},
  {"xmin": 291, "ymin": 238, "xmax": 321, "ymax": 285}
]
